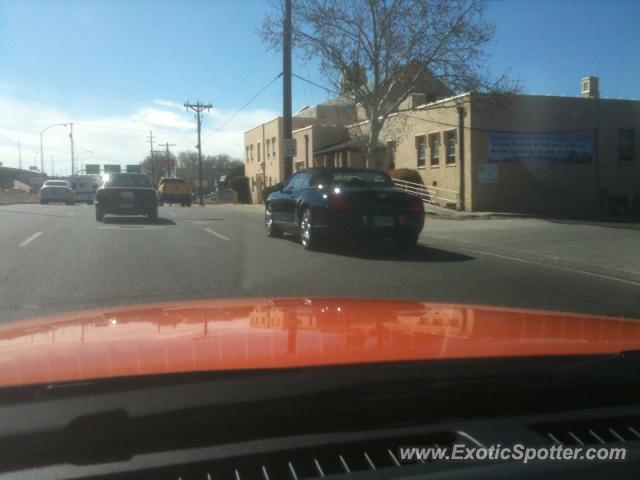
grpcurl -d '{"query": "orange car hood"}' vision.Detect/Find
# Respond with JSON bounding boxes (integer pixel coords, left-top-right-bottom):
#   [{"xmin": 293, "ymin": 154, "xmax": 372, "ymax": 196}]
[{"xmin": 1, "ymin": 298, "xmax": 639, "ymax": 387}]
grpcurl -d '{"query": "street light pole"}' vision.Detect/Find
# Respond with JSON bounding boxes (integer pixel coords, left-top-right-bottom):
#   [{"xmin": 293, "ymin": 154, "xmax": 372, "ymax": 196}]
[
  {"xmin": 69, "ymin": 123, "xmax": 75, "ymax": 177},
  {"xmin": 40, "ymin": 123, "xmax": 68, "ymax": 175}
]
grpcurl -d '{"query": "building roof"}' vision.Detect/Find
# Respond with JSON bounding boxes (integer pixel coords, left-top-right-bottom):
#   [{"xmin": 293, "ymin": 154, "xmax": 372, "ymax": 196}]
[{"xmin": 314, "ymin": 138, "xmax": 364, "ymax": 155}]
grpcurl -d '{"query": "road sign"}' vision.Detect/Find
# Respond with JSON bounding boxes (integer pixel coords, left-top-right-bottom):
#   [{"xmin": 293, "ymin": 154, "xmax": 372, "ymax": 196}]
[
  {"xmin": 126, "ymin": 164, "xmax": 141, "ymax": 173},
  {"xmin": 86, "ymin": 164, "xmax": 100, "ymax": 174},
  {"xmin": 283, "ymin": 138, "xmax": 297, "ymax": 156},
  {"xmin": 103, "ymin": 164, "xmax": 121, "ymax": 173}
]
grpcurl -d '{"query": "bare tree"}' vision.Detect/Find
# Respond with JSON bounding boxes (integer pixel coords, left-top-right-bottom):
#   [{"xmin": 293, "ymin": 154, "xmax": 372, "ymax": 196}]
[{"xmin": 262, "ymin": 0, "xmax": 517, "ymax": 166}]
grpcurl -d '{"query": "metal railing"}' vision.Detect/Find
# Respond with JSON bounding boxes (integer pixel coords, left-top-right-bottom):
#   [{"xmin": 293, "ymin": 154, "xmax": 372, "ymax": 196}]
[{"xmin": 392, "ymin": 178, "xmax": 459, "ymax": 208}]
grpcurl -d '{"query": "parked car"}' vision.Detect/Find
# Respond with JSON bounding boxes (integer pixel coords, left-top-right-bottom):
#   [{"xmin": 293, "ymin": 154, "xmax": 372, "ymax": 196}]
[
  {"xmin": 69, "ymin": 175, "xmax": 98, "ymax": 204},
  {"xmin": 157, "ymin": 177, "xmax": 191, "ymax": 206},
  {"xmin": 265, "ymin": 167, "xmax": 425, "ymax": 250},
  {"xmin": 95, "ymin": 173, "xmax": 158, "ymax": 222},
  {"xmin": 39, "ymin": 180, "xmax": 75, "ymax": 205}
]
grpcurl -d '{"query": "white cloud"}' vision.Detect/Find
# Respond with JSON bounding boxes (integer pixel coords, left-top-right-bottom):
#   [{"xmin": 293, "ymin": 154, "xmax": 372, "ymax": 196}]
[
  {"xmin": 0, "ymin": 95, "xmax": 278, "ymax": 175},
  {"xmin": 152, "ymin": 99, "xmax": 183, "ymax": 109}
]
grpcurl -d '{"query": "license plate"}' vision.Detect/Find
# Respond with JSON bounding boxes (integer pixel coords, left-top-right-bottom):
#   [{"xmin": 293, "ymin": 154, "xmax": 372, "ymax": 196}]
[
  {"xmin": 373, "ymin": 216, "xmax": 394, "ymax": 227},
  {"xmin": 118, "ymin": 203, "xmax": 134, "ymax": 209},
  {"xmin": 120, "ymin": 192, "xmax": 134, "ymax": 199}
]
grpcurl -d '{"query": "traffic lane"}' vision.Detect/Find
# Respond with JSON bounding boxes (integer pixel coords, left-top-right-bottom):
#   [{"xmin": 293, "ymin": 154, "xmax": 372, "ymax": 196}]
[
  {"xmin": 0, "ymin": 205, "xmax": 238, "ymax": 322},
  {"xmin": 1, "ymin": 204, "xmax": 640, "ymax": 323},
  {"xmin": 0, "ymin": 203, "xmax": 77, "ymax": 246},
  {"xmin": 0, "ymin": 204, "xmax": 84, "ymax": 292},
  {"xmin": 187, "ymin": 205, "xmax": 640, "ymax": 319}
]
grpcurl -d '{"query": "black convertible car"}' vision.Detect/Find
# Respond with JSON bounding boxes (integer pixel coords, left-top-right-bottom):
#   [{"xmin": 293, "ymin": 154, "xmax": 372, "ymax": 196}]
[
  {"xmin": 95, "ymin": 173, "xmax": 158, "ymax": 222},
  {"xmin": 265, "ymin": 168, "xmax": 425, "ymax": 250}
]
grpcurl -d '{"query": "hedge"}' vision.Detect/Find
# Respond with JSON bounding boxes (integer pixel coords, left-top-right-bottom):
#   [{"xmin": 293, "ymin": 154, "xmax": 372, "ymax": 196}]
[
  {"xmin": 391, "ymin": 168, "xmax": 424, "ymax": 185},
  {"xmin": 228, "ymin": 176, "xmax": 251, "ymax": 204}
]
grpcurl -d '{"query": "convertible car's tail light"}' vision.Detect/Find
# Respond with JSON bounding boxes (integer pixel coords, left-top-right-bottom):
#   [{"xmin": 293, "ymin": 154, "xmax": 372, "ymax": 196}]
[
  {"xmin": 407, "ymin": 195, "xmax": 424, "ymax": 212},
  {"xmin": 328, "ymin": 195, "xmax": 351, "ymax": 211}
]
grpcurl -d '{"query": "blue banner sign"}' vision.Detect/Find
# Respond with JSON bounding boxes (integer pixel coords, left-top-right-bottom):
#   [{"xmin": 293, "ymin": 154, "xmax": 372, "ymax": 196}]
[{"xmin": 488, "ymin": 131, "xmax": 593, "ymax": 163}]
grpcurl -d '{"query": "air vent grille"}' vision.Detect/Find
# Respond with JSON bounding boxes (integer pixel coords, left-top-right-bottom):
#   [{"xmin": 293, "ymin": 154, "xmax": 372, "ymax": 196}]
[
  {"xmin": 93, "ymin": 431, "xmax": 461, "ymax": 480},
  {"xmin": 532, "ymin": 416, "xmax": 640, "ymax": 446}
]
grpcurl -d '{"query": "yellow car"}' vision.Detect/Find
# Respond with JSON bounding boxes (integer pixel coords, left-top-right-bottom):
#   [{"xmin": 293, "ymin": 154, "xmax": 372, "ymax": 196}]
[{"xmin": 157, "ymin": 177, "xmax": 192, "ymax": 206}]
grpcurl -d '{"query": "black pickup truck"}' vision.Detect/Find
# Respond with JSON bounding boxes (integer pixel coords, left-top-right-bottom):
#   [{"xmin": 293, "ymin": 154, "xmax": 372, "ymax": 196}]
[{"xmin": 95, "ymin": 173, "xmax": 158, "ymax": 222}]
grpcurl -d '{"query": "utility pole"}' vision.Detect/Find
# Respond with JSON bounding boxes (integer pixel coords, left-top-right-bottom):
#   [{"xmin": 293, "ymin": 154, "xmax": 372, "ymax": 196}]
[
  {"xmin": 283, "ymin": 0, "xmax": 293, "ymax": 180},
  {"xmin": 184, "ymin": 101, "xmax": 212, "ymax": 206},
  {"xmin": 18, "ymin": 132, "xmax": 22, "ymax": 170},
  {"xmin": 147, "ymin": 131, "xmax": 156, "ymax": 186},
  {"xmin": 69, "ymin": 123, "xmax": 75, "ymax": 177},
  {"xmin": 158, "ymin": 142, "xmax": 176, "ymax": 176},
  {"xmin": 50, "ymin": 155, "xmax": 55, "ymax": 177}
]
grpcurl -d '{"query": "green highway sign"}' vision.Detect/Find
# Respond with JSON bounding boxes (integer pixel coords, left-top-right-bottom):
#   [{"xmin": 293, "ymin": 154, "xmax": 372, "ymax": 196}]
[
  {"xmin": 85, "ymin": 164, "xmax": 100, "ymax": 174},
  {"xmin": 103, "ymin": 164, "xmax": 121, "ymax": 173},
  {"xmin": 126, "ymin": 164, "xmax": 141, "ymax": 173}
]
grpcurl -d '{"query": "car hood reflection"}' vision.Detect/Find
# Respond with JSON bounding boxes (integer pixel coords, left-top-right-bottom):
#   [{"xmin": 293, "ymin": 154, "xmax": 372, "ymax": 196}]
[{"xmin": 0, "ymin": 298, "xmax": 639, "ymax": 387}]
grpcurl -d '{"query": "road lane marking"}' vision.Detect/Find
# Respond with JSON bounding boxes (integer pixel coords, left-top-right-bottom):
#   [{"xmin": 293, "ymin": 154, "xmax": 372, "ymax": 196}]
[
  {"xmin": 205, "ymin": 228, "xmax": 230, "ymax": 241},
  {"xmin": 168, "ymin": 212, "xmax": 178, "ymax": 217},
  {"xmin": 19, "ymin": 232, "xmax": 43, "ymax": 247},
  {"xmin": 68, "ymin": 211, "xmax": 75, "ymax": 216}
]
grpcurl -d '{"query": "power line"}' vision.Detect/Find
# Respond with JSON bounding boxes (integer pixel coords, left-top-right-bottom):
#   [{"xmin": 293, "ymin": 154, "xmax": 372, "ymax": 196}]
[
  {"xmin": 292, "ymin": 72, "xmax": 339, "ymax": 95},
  {"xmin": 205, "ymin": 72, "xmax": 283, "ymax": 138}
]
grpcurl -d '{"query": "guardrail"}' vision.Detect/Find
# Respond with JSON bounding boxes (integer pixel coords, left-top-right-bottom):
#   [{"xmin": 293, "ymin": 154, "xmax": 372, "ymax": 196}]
[{"xmin": 392, "ymin": 178, "xmax": 459, "ymax": 208}]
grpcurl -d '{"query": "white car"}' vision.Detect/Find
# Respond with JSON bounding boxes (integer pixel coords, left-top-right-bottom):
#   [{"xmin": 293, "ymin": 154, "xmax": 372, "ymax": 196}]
[{"xmin": 39, "ymin": 180, "xmax": 75, "ymax": 205}]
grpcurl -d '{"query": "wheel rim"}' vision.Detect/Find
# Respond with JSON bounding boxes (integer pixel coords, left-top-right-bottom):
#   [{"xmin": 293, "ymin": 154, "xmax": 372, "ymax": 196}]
[
  {"xmin": 301, "ymin": 210, "xmax": 312, "ymax": 247},
  {"xmin": 265, "ymin": 206, "xmax": 273, "ymax": 234}
]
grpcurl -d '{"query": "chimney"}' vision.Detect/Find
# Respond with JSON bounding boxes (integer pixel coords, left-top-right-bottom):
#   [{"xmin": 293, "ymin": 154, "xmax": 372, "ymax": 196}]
[
  {"xmin": 340, "ymin": 63, "xmax": 367, "ymax": 95},
  {"xmin": 581, "ymin": 76, "xmax": 599, "ymax": 99}
]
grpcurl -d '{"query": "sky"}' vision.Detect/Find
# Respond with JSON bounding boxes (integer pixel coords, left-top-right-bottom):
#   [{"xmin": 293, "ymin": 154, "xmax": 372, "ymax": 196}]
[{"xmin": 0, "ymin": 0, "xmax": 638, "ymax": 175}]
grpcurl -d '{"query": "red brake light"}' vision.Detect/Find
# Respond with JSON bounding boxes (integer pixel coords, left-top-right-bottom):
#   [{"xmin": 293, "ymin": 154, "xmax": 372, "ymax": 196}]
[
  {"xmin": 328, "ymin": 195, "xmax": 351, "ymax": 211},
  {"xmin": 408, "ymin": 195, "xmax": 424, "ymax": 212}
]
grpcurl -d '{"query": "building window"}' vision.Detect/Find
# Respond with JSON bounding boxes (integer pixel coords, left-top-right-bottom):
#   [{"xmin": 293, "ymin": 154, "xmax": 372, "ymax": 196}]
[
  {"xmin": 582, "ymin": 81, "xmax": 589, "ymax": 93},
  {"xmin": 430, "ymin": 133, "xmax": 440, "ymax": 166},
  {"xmin": 246, "ymin": 146, "xmax": 250, "ymax": 162},
  {"xmin": 266, "ymin": 139, "xmax": 271, "ymax": 157},
  {"xmin": 445, "ymin": 131, "xmax": 456, "ymax": 165},
  {"xmin": 272, "ymin": 137, "xmax": 276, "ymax": 156},
  {"xmin": 618, "ymin": 129, "xmax": 635, "ymax": 162},
  {"xmin": 257, "ymin": 142, "xmax": 261, "ymax": 162},
  {"xmin": 416, "ymin": 136, "xmax": 426, "ymax": 167},
  {"xmin": 250, "ymin": 145, "xmax": 254, "ymax": 161}
]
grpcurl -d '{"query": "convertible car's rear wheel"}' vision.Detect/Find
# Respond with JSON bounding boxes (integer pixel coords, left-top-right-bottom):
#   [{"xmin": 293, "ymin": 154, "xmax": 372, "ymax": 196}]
[
  {"xmin": 300, "ymin": 208, "xmax": 319, "ymax": 250},
  {"xmin": 265, "ymin": 204, "xmax": 282, "ymax": 237}
]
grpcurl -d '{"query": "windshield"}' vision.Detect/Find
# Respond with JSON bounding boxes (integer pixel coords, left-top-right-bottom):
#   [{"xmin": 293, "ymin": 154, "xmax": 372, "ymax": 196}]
[
  {"xmin": 0, "ymin": 0, "xmax": 639, "ymax": 444},
  {"xmin": 314, "ymin": 170, "xmax": 392, "ymax": 187},
  {"xmin": 43, "ymin": 181, "xmax": 69, "ymax": 187},
  {"xmin": 103, "ymin": 173, "xmax": 152, "ymax": 188}
]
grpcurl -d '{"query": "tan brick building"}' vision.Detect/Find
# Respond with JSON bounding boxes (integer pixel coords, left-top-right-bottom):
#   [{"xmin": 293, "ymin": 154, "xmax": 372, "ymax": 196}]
[{"xmin": 245, "ymin": 76, "xmax": 639, "ymax": 216}]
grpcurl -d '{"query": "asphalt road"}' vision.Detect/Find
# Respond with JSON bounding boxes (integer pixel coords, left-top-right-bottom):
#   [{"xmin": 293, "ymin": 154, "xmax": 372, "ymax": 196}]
[{"xmin": 1, "ymin": 202, "xmax": 640, "ymax": 323}]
